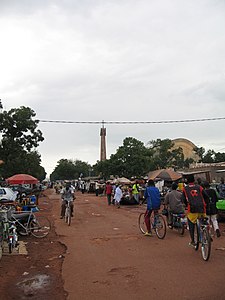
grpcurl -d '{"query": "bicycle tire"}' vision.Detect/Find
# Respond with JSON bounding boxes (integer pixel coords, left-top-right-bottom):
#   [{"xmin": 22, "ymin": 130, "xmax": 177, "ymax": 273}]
[
  {"xmin": 67, "ymin": 213, "xmax": 71, "ymax": 226},
  {"xmin": 64, "ymin": 206, "xmax": 69, "ymax": 224},
  {"xmin": 67, "ymin": 207, "xmax": 71, "ymax": 226},
  {"xmin": 201, "ymin": 228, "xmax": 211, "ymax": 261},
  {"xmin": 177, "ymin": 220, "xmax": 185, "ymax": 236},
  {"xmin": 8, "ymin": 241, "xmax": 12, "ymax": 254},
  {"xmin": 194, "ymin": 222, "xmax": 200, "ymax": 251},
  {"xmin": 29, "ymin": 216, "xmax": 51, "ymax": 238},
  {"xmin": 138, "ymin": 213, "xmax": 147, "ymax": 234},
  {"xmin": 64, "ymin": 208, "xmax": 68, "ymax": 224},
  {"xmin": 17, "ymin": 225, "xmax": 28, "ymax": 236},
  {"xmin": 0, "ymin": 246, "xmax": 2, "ymax": 260},
  {"xmin": 155, "ymin": 215, "xmax": 166, "ymax": 239}
]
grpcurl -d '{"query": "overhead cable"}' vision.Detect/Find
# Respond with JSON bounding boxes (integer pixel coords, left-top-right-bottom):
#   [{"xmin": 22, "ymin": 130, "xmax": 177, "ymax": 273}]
[{"xmin": 38, "ymin": 117, "xmax": 225, "ymax": 125}]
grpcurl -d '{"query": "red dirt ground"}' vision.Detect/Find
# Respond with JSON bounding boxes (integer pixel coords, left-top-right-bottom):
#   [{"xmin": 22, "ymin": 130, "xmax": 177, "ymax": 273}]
[{"xmin": 0, "ymin": 189, "xmax": 67, "ymax": 300}]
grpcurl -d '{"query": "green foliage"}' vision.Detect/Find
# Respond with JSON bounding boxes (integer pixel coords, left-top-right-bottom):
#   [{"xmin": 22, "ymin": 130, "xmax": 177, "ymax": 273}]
[
  {"xmin": 214, "ymin": 152, "xmax": 225, "ymax": 163},
  {"xmin": 202, "ymin": 149, "xmax": 216, "ymax": 163},
  {"xmin": 193, "ymin": 146, "xmax": 205, "ymax": 162},
  {"xmin": 50, "ymin": 159, "xmax": 91, "ymax": 181},
  {"xmin": 194, "ymin": 147, "xmax": 225, "ymax": 164},
  {"xmin": 0, "ymin": 106, "xmax": 45, "ymax": 180},
  {"xmin": 147, "ymin": 139, "xmax": 185, "ymax": 169},
  {"xmin": 93, "ymin": 137, "xmax": 152, "ymax": 178}
]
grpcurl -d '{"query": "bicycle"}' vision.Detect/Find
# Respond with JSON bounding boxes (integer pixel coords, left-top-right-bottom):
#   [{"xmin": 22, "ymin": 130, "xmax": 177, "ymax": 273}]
[
  {"xmin": 11, "ymin": 209, "xmax": 51, "ymax": 238},
  {"xmin": 193, "ymin": 217, "xmax": 211, "ymax": 261},
  {"xmin": 138, "ymin": 210, "xmax": 166, "ymax": 239},
  {"xmin": 64, "ymin": 198, "xmax": 73, "ymax": 226},
  {"xmin": 0, "ymin": 208, "xmax": 18, "ymax": 254},
  {"xmin": 8, "ymin": 220, "xmax": 18, "ymax": 254}
]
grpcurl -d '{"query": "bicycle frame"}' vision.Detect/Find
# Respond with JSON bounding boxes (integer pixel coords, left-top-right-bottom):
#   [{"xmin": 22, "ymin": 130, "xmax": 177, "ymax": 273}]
[
  {"xmin": 195, "ymin": 217, "xmax": 211, "ymax": 261},
  {"xmin": 11, "ymin": 211, "xmax": 35, "ymax": 235}
]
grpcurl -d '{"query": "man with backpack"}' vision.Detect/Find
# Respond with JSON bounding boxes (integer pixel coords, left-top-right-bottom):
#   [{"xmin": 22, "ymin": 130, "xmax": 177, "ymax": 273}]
[{"xmin": 182, "ymin": 174, "xmax": 209, "ymax": 246}]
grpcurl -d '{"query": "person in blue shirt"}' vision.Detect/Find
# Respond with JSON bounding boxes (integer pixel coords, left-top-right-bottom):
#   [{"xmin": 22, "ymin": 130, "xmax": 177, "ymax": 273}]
[{"xmin": 144, "ymin": 180, "xmax": 161, "ymax": 236}]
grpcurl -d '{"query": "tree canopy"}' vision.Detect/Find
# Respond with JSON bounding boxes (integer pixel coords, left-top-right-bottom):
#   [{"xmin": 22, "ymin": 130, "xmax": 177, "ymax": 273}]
[
  {"xmin": 0, "ymin": 106, "xmax": 45, "ymax": 180},
  {"xmin": 93, "ymin": 137, "xmax": 152, "ymax": 178},
  {"xmin": 93, "ymin": 137, "xmax": 225, "ymax": 180},
  {"xmin": 50, "ymin": 159, "xmax": 91, "ymax": 181}
]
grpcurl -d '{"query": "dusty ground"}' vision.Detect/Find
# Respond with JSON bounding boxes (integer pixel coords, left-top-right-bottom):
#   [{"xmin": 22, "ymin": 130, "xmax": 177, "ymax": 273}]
[
  {"xmin": 1, "ymin": 189, "xmax": 225, "ymax": 300},
  {"xmin": 0, "ymin": 189, "xmax": 67, "ymax": 300}
]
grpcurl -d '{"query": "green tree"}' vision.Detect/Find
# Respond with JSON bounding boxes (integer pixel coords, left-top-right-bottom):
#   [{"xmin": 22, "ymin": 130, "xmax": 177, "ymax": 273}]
[
  {"xmin": 94, "ymin": 137, "xmax": 152, "ymax": 178},
  {"xmin": 202, "ymin": 149, "xmax": 216, "ymax": 163},
  {"xmin": 193, "ymin": 146, "xmax": 205, "ymax": 163},
  {"xmin": 50, "ymin": 159, "xmax": 91, "ymax": 181},
  {"xmin": 0, "ymin": 106, "xmax": 45, "ymax": 179},
  {"xmin": 147, "ymin": 139, "xmax": 185, "ymax": 169},
  {"xmin": 214, "ymin": 152, "xmax": 225, "ymax": 163}
]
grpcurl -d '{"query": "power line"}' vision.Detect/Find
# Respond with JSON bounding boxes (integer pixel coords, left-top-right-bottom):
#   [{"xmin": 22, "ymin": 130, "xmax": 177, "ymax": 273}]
[{"xmin": 38, "ymin": 117, "xmax": 225, "ymax": 124}]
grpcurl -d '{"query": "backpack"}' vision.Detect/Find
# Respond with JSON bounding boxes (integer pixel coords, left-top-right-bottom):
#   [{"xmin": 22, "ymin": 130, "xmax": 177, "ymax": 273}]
[{"xmin": 184, "ymin": 185, "xmax": 204, "ymax": 213}]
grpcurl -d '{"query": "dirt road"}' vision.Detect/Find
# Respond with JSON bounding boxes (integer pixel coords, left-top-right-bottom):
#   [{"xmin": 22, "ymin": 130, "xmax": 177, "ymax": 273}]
[
  {"xmin": 53, "ymin": 190, "xmax": 225, "ymax": 300},
  {"xmin": 1, "ymin": 189, "xmax": 225, "ymax": 300}
]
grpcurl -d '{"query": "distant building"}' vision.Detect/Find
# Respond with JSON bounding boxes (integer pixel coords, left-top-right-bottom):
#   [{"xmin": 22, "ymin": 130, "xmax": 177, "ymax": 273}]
[{"xmin": 172, "ymin": 138, "xmax": 199, "ymax": 162}]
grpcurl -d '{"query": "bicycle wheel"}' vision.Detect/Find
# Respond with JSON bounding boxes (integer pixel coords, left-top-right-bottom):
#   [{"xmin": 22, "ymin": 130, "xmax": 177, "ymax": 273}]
[
  {"xmin": 8, "ymin": 240, "xmax": 12, "ymax": 254},
  {"xmin": 67, "ymin": 207, "xmax": 71, "ymax": 226},
  {"xmin": 17, "ymin": 224, "xmax": 28, "ymax": 236},
  {"xmin": 177, "ymin": 219, "xmax": 185, "ymax": 236},
  {"xmin": 194, "ymin": 222, "xmax": 200, "ymax": 251},
  {"xmin": 155, "ymin": 215, "xmax": 166, "ymax": 239},
  {"xmin": 201, "ymin": 228, "xmax": 211, "ymax": 261},
  {"xmin": 29, "ymin": 216, "xmax": 51, "ymax": 238},
  {"xmin": 138, "ymin": 213, "xmax": 147, "ymax": 234},
  {"xmin": 64, "ymin": 208, "xmax": 68, "ymax": 224}
]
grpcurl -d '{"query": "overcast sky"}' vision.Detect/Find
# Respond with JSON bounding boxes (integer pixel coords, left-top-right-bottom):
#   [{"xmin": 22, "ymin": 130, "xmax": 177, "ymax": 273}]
[{"xmin": 1, "ymin": 0, "xmax": 225, "ymax": 177}]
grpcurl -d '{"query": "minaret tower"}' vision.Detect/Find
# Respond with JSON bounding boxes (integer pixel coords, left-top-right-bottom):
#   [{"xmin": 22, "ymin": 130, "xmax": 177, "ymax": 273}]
[{"xmin": 100, "ymin": 121, "xmax": 106, "ymax": 161}]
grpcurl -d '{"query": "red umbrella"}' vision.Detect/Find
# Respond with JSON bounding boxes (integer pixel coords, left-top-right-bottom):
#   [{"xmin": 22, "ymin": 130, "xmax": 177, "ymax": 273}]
[{"xmin": 6, "ymin": 174, "xmax": 39, "ymax": 184}]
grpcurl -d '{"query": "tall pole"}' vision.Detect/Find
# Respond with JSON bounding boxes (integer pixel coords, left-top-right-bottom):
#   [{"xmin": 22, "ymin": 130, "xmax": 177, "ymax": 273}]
[
  {"xmin": 100, "ymin": 120, "xmax": 106, "ymax": 161},
  {"xmin": 0, "ymin": 99, "xmax": 2, "ymax": 113}
]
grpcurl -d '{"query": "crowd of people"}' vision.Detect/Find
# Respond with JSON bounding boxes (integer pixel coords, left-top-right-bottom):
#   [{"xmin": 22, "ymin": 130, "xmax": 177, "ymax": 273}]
[{"xmin": 54, "ymin": 176, "xmax": 225, "ymax": 246}]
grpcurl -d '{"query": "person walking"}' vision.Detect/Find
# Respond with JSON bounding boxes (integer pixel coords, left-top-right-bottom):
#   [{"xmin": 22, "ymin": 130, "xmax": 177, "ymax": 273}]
[
  {"xmin": 132, "ymin": 180, "xmax": 140, "ymax": 204},
  {"xmin": 114, "ymin": 185, "xmax": 123, "ymax": 208},
  {"xmin": 95, "ymin": 181, "xmax": 100, "ymax": 196},
  {"xmin": 204, "ymin": 181, "xmax": 221, "ymax": 237},
  {"xmin": 105, "ymin": 181, "xmax": 113, "ymax": 205}
]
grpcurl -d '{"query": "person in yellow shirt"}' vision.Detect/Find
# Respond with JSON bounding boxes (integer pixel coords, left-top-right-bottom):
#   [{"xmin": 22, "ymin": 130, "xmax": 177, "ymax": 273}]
[{"xmin": 132, "ymin": 180, "xmax": 140, "ymax": 204}]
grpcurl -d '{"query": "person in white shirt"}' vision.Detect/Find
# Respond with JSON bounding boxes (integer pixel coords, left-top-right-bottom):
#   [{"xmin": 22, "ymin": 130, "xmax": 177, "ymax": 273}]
[{"xmin": 114, "ymin": 185, "xmax": 123, "ymax": 208}]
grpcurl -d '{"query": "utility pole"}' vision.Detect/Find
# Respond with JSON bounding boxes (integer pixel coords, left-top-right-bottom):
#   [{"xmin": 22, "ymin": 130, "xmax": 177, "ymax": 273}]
[{"xmin": 100, "ymin": 120, "xmax": 106, "ymax": 161}]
